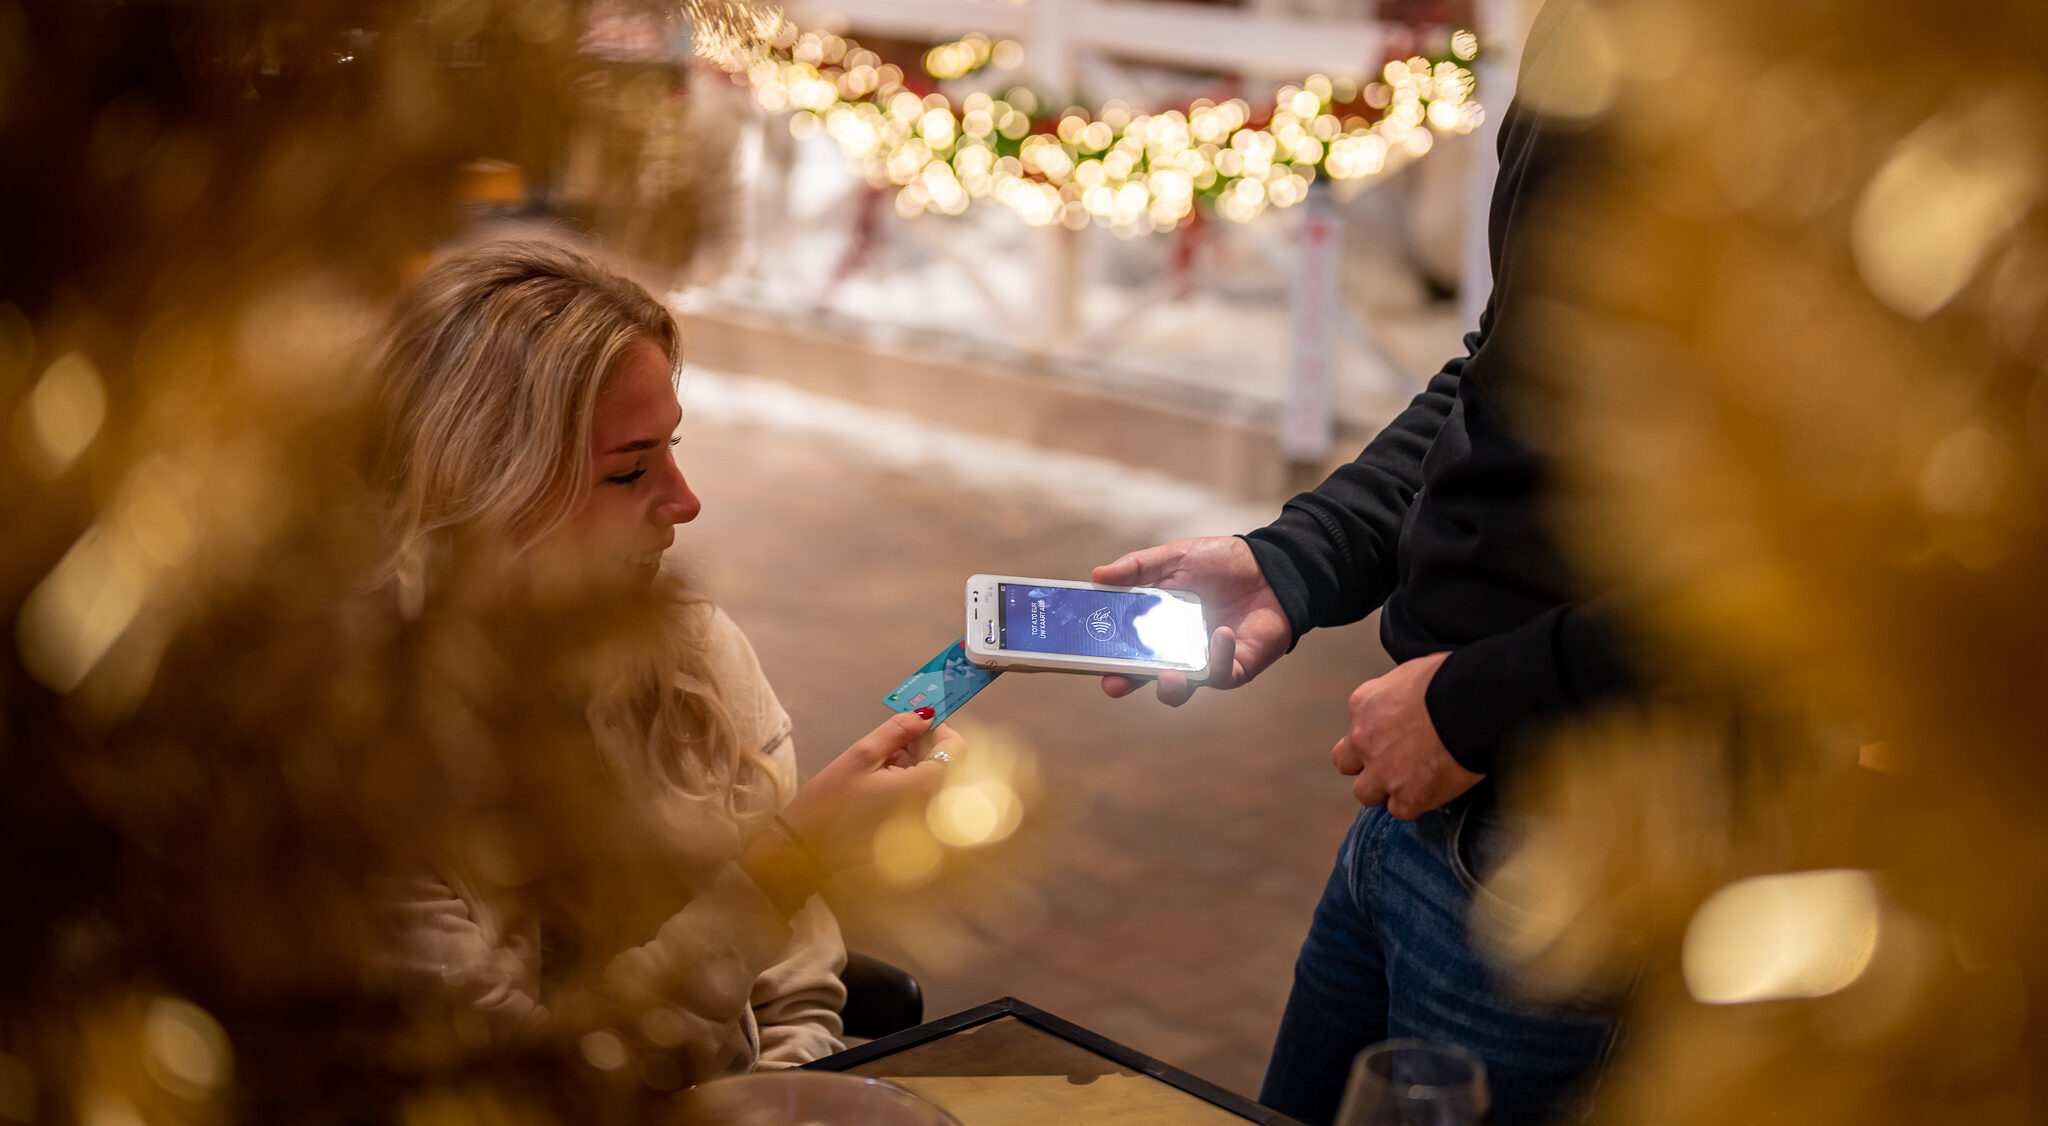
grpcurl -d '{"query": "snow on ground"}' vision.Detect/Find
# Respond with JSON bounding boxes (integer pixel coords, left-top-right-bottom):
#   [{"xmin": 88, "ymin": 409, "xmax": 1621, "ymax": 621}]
[
  {"xmin": 721, "ymin": 129, "xmax": 1464, "ymax": 433},
  {"xmin": 682, "ymin": 365, "xmax": 1277, "ymax": 542}
]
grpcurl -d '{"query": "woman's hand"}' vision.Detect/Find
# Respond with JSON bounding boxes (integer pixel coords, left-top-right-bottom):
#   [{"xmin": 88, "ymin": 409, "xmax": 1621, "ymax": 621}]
[{"xmin": 777, "ymin": 711, "xmax": 954, "ymax": 872}]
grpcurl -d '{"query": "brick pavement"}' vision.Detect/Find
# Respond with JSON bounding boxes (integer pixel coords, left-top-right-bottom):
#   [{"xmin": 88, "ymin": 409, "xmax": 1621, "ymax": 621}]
[{"xmin": 677, "ymin": 399, "xmax": 1394, "ymax": 1100}]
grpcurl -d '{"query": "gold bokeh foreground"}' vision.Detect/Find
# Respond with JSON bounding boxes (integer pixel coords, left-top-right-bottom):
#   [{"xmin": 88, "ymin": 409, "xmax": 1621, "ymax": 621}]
[
  {"xmin": 11, "ymin": 0, "xmax": 2048, "ymax": 1122},
  {"xmin": 0, "ymin": 1, "xmax": 880, "ymax": 1123},
  {"xmin": 1482, "ymin": 0, "xmax": 2048, "ymax": 1122}
]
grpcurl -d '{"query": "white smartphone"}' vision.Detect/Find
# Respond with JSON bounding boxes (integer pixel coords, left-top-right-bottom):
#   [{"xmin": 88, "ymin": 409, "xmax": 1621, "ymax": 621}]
[{"xmin": 963, "ymin": 574, "xmax": 1209, "ymax": 678}]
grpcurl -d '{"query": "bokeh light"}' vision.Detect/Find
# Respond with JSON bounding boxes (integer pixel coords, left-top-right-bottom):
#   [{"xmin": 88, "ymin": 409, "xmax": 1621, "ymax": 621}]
[
  {"xmin": 1682, "ymin": 870, "xmax": 1882, "ymax": 1004},
  {"xmin": 701, "ymin": 16, "xmax": 1483, "ymax": 234},
  {"xmin": 927, "ymin": 778, "xmax": 1023, "ymax": 849},
  {"xmin": 15, "ymin": 352, "xmax": 105, "ymax": 479},
  {"xmin": 141, "ymin": 998, "xmax": 231, "ymax": 1099},
  {"xmin": 873, "ymin": 810, "xmax": 946, "ymax": 889}
]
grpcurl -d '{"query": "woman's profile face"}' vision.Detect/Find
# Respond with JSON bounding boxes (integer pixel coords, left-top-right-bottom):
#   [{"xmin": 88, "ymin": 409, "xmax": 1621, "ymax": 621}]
[{"xmin": 547, "ymin": 335, "xmax": 699, "ymax": 582}]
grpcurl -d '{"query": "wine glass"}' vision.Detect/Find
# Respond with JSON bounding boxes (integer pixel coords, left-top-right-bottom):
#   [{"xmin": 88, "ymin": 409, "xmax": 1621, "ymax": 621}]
[{"xmin": 1333, "ymin": 1039, "xmax": 1490, "ymax": 1126}]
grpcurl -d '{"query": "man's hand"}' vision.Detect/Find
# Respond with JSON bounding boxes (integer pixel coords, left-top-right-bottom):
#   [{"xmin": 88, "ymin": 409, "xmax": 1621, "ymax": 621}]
[
  {"xmin": 1092, "ymin": 536, "xmax": 1293, "ymax": 706},
  {"xmin": 1332, "ymin": 651, "xmax": 1484, "ymax": 818}
]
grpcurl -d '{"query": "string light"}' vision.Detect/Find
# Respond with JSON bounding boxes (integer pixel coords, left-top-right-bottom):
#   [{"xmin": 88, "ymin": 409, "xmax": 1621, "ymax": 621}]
[
  {"xmin": 697, "ymin": 12, "xmax": 1483, "ymax": 233},
  {"xmin": 923, "ymin": 32, "xmax": 1024, "ymax": 82}
]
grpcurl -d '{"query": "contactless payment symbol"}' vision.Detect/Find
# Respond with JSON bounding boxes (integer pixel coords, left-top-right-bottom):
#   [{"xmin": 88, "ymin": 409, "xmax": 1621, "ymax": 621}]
[{"xmin": 1087, "ymin": 606, "xmax": 1116, "ymax": 639}]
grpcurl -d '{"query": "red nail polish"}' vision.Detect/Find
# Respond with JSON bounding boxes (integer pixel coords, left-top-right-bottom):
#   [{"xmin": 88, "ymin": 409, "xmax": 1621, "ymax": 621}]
[{"xmin": 914, "ymin": 706, "xmax": 936, "ymax": 720}]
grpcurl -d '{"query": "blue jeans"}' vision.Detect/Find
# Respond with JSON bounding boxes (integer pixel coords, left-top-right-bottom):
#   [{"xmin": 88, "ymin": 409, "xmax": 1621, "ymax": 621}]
[{"xmin": 1259, "ymin": 806, "xmax": 1617, "ymax": 1126}]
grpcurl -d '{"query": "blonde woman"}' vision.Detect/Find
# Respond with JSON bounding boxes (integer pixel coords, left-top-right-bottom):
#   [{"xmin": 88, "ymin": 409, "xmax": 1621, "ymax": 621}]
[{"xmin": 371, "ymin": 239, "xmax": 953, "ymax": 1079}]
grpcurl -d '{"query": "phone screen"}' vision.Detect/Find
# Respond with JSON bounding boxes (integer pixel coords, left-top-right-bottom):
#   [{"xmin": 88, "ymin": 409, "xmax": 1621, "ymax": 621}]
[{"xmin": 997, "ymin": 583, "xmax": 1206, "ymax": 665}]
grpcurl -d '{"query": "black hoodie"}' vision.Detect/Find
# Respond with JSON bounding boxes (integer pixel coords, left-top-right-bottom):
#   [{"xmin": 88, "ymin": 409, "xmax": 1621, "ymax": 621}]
[{"xmin": 1243, "ymin": 0, "xmax": 1634, "ymax": 779}]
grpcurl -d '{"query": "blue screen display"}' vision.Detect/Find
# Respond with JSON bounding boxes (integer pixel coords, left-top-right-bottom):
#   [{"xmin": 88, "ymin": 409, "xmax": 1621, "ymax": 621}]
[{"xmin": 998, "ymin": 584, "xmax": 1204, "ymax": 664}]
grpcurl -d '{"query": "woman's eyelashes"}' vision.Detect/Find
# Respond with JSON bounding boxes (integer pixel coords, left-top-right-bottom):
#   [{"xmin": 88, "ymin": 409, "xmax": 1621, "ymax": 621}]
[{"xmin": 605, "ymin": 438, "xmax": 679, "ymax": 485}]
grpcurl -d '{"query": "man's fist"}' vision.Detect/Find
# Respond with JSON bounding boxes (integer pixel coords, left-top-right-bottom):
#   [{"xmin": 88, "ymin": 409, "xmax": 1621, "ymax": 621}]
[{"xmin": 1331, "ymin": 651, "xmax": 1484, "ymax": 818}]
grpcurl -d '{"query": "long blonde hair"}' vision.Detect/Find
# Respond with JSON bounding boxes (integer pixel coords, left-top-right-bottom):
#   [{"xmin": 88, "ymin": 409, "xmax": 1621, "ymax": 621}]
[
  {"xmin": 376, "ymin": 239, "xmax": 675, "ymax": 555},
  {"xmin": 372, "ymin": 239, "xmax": 772, "ymax": 818}
]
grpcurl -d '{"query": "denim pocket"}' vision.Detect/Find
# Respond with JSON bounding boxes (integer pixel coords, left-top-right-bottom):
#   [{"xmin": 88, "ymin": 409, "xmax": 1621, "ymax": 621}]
[
  {"xmin": 1446, "ymin": 802, "xmax": 1490, "ymax": 895},
  {"xmin": 1342, "ymin": 805, "xmax": 1392, "ymax": 905}
]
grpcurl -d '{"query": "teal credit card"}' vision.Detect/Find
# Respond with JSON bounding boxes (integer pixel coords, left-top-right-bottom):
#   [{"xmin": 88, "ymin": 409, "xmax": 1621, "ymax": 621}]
[{"xmin": 883, "ymin": 637, "xmax": 1001, "ymax": 725}]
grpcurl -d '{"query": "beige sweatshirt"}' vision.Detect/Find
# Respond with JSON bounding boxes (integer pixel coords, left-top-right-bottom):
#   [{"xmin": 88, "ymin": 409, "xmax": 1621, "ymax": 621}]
[{"xmin": 378, "ymin": 607, "xmax": 847, "ymax": 1078}]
